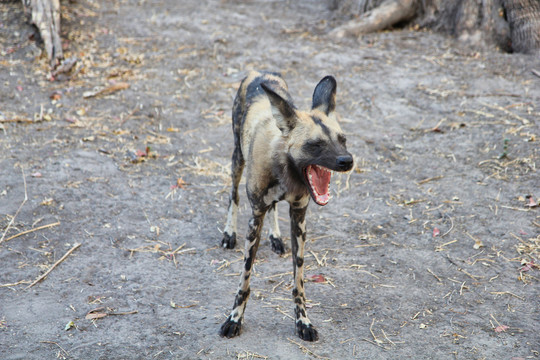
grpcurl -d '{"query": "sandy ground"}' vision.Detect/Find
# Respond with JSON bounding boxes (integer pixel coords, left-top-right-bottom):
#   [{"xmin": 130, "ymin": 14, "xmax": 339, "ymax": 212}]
[{"xmin": 1, "ymin": 0, "xmax": 539, "ymax": 359}]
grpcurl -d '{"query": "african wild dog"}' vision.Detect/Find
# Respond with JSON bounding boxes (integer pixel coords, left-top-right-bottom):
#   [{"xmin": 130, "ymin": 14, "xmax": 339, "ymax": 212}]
[{"xmin": 219, "ymin": 71, "xmax": 353, "ymax": 341}]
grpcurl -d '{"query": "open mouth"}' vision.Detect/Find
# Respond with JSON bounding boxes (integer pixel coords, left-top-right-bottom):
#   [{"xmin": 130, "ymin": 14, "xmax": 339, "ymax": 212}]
[{"xmin": 303, "ymin": 165, "xmax": 332, "ymax": 206}]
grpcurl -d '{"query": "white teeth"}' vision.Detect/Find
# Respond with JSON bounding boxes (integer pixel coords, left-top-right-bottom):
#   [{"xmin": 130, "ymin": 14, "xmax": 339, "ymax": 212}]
[{"xmin": 315, "ymin": 165, "xmax": 330, "ymax": 174}]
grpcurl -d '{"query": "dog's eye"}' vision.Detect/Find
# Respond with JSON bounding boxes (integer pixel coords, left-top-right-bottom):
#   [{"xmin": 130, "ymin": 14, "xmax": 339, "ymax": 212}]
[
  {"xmin": 337, "ymin": 134, "xmax": 347, "ymax": 145},
  {"xmin": 306, "ymin": 140, "xmax": 325, "ymax": 149}
]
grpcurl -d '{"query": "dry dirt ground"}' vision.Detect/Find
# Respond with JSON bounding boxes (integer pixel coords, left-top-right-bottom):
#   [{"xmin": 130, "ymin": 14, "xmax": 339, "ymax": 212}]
[{"xmin": 1, "ymin": 0, "xmax": 539, "ymax": 359}]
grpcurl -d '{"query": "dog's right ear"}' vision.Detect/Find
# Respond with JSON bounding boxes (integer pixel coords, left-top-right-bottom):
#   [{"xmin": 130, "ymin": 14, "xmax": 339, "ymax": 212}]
[
  {"xmin": 261, "ymin": 83, "xmax": 296, "ymax": 134},
  {"xmin": 312, "ymin": 75, "xmax": 336, "ymax": 116}
]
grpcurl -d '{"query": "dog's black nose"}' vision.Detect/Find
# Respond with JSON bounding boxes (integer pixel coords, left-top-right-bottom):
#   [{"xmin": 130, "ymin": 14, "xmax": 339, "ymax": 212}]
[{"xmin": 336, "ymin": 155, "xmax": 353, "ymax": 171}]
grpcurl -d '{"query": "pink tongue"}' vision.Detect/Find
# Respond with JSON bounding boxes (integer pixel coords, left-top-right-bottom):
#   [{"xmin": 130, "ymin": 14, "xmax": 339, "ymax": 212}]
[{"xmin": 310, "ymin": 166, "xmax": 331, "ymax": 195}]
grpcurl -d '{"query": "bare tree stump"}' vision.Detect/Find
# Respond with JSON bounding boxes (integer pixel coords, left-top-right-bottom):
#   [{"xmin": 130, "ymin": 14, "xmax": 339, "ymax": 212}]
[
  {"xmin": 23, "ymin": 0, "xmax": 63, "ymax": 66},
  {"xmin": 328, "ymin": 0, "xmax": 418, "ymax": 39}
]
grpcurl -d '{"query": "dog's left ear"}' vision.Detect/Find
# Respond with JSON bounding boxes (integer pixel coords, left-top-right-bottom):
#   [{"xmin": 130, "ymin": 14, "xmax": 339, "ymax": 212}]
[
  {"xmin": 261, "ymin": 83, "xmax": 297, "ymax": 134},
  {"xmin": 312, "ymin": 76, "xmax": 337, "ymax": 116}
]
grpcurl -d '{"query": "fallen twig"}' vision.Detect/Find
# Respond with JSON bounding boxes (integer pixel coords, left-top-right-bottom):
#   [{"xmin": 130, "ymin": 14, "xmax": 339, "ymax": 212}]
[
  {"xmin": 83, "ymin": 82, "xmax": 130, "ymax": 99},
  {"xmin": 369, "ymin": 318, "xmax": 379, "ymax": 343},
  {"xmin": 435, "ymin": 239, "xmax": 458, "ymax": 252},
  {"xmin": 287, "ymin": 338, "xmax": 329, "ymax": 359},
  {"xmin": 107, "ymin": 310, "xmax": 139, "ymax": 316},
  {"xmin": 26, "ymin": 243, "xmax": 81, "ymax": 289},
  {"xmin": 362, "ymin": 337, "xmax": 387, "ymax": 349},
  {"xmin": 416, "ymin": 175, "xmax": 443, "ymax": 185},
  {"xmin": 86, "ymin": 308, "xmax": 138, "ymax": 320},
  {"xmin": 0, "ymin": 280, "xmax": 32, "ymax": 288},
  {"xmin": 459, "ymin": 281, "xmax": 467, "ymax": 295},
  {"xmin": 1, "ymin": 168, "xmax": 27, "ymax": 245},
  {"xmin": 168, "ymin": 242, "xmax": 186, "ymax": 255},
  {"xmin": 1, "ymin": 221, "xmax": 60, "ymax": 244},
  {"xmin": 40, "ymin": 341, "xmax": 69, "ymax": 358},
  {"xmin": 173, "ymin": 248, "xmax": 196, "ymax": 255},
  {"xmin": 0, "ymin": 118, "xmax": 35, "ymax": 124},
  {"xmin": 427, "ymin": 268, "xmax": 442, "ymax": 282},
  {"xmin": 459, "ymin": 268, "xmax": 484, "ymax": 280},
  {"xmin": 500, "ymin": 205, "xmax": 531, "ymax": 212},
  {"xmin": 490, "ymin": 291, "xmax": 525, "ymax": 301},
  {"xmin": 275, "ymin": 307, "xmax": 294, "ymax": 320},
  {"xmin": 481, "ymin": 102, "xmax": 530, "ymax": 125},
  {"xmin": 441, "ymin": 215, "xmax": 454, "ymax": 237}
]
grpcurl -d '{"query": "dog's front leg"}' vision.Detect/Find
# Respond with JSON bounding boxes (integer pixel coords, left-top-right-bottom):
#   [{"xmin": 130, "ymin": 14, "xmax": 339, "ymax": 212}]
[
  {"xmin": 290, "ymin": 205, "xmax": 319, "ymax": 341},
  {"xmin": 220, "ymin": 210, "xmax": 265, "ymax": 338}
]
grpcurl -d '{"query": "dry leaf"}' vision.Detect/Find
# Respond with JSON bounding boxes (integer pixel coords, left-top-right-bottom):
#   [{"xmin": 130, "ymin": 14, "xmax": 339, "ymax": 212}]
[
  {"xmin": 526, "ymin": 196, "xmax": 538, "ymax": 208},
  {"xmin": 85, "ymin": 312, "xmax": 108, "ymax": 320},
  {"xmin": 86, "ymin": 307, "xmax": 108, "ymax": 320},
  {"xmin": 473, "ymin": 239, "xmax": 484, "ymax": 249},
  {"xmin": 494, "ymin": 325, "xmax": 508, "ymax": 333},
  {"xmin": 520, "ymin": 260, "xmax": 536, "ymax": 272},
  {"xmin": 171, "ymin": 178, "xmax": 187, "ymax": 190},
  {"xmin": 41, "ymin": 198, "xmax": 54, "ymax": 206},
  {"xmin": 306, "ymin": 274, "xmax": 326, "ymax": 283}
]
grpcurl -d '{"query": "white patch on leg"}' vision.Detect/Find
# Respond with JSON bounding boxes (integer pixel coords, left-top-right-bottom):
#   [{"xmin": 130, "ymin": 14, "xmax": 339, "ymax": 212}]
[
  {"xmin": 298, "ymin": 219, "xmax": 306, "ymax": 235},
  {"xmin": 267, "ymin": 205, "xmax": 281, "ymax": 239},
  {"xmin": 224, "ymin": 202, "xmax": 238, "ymax": 237}
]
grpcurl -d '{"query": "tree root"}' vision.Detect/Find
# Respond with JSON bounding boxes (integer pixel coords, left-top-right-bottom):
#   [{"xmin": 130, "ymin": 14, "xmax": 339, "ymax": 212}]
[{"xmin": 328, "ymin": 0, "xmax": 418, "ymax": 39}]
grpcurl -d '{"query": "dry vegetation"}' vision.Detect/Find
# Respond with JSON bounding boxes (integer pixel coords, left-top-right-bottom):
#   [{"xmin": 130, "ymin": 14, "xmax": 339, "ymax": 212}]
[{"xmin": 1, "ymin": 0, "xmax": 539, "ymax": 359}]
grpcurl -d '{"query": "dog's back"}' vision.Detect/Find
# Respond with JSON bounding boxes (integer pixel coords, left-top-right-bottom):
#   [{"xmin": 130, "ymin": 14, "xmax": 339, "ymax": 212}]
[{"xmin": 232, "ymin": 71, "xmax": 292, "ymax": 159}]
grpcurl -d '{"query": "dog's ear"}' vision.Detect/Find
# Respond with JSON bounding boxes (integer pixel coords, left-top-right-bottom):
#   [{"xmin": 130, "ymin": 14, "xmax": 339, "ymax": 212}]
[
  {"xmin": 312, "ymin": 76, "xmax": 337, "ymax": 116},
  {"xmin": 261, "ymin": 83, "xmax": 296, "ymax": 134}
]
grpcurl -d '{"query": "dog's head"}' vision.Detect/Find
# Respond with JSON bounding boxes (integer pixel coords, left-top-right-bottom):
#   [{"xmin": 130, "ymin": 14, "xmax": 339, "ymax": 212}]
[{"xmin": 262, "ymin": 76, "xmax": 353, "ymax": 206}]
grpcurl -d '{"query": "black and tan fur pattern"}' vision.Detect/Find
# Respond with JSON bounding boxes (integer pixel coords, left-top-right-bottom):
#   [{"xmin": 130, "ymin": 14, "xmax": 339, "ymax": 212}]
[{"xmin": 220, "ymin": 71, "xmax": 353, "ymax": 341}]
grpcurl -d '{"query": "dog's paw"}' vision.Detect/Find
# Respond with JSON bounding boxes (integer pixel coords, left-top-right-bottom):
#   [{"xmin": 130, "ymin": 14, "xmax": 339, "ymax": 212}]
[
  {"xmin": 269, "ymin": 235, "xmax": 285, "ymax": 255},
  {"xmin": 221, "ymin": 232, "xmax": 236, "ymax": 249},
  {"xmin": 296, "ymin": 322, "xmax": 319, "ymax": 342},
  {"xmin": 220, "ymin": 317, "xmax": 242, "ymax": 338}
]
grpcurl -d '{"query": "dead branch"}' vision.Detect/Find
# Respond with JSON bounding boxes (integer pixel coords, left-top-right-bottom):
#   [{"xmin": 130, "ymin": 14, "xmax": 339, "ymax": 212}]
[{"xmin": 329, "ymin": 0, "xmax": 418, "ymax": 39}]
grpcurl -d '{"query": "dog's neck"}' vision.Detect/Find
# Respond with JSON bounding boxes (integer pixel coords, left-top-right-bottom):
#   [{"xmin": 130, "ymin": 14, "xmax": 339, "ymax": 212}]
[{"xmin": 271, "ymin": 140, "xmax": 308, "ymax": 200}]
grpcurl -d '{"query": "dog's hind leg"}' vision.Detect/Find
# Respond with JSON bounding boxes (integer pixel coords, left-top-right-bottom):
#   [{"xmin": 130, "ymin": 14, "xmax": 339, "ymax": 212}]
[
  {"xmin": 222, "ymin": 145, "xmax": 244, "ymax": 249},
  {"xmin": 290, "ymin": 204, "xmax": 319, "ymax": 341},
  {"xmin": 267, "ymin": 203, "xmax": 285, "ymax": 255},
  {"xmin": 220, "ymin": 209, "xmax": 266, "ymax": 338}
]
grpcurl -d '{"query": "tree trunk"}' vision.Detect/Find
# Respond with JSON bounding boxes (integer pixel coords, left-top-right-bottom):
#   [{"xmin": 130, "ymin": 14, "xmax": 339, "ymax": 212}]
[
  {"xmin": 23, "ymin": 0, "xmax": 63, "ymax": 66},
  {"xmin": 329, "ymin": 0, "xmax": 540, "ymax": 54},
  {"xmin": 503, "ymin": 0, "xmax": 540, "ymax": 54},
  {"xmin": 420, "ymin": 0, "xmax": 511, "ymax": 52}
]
